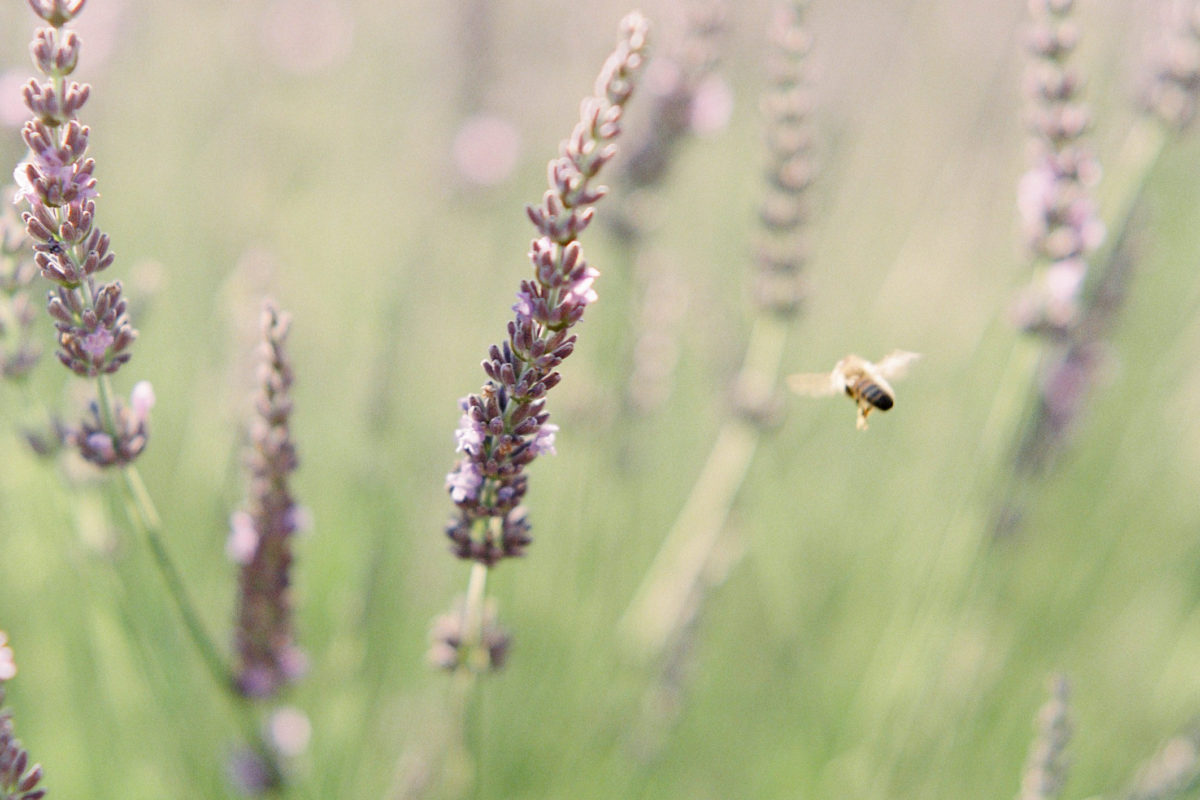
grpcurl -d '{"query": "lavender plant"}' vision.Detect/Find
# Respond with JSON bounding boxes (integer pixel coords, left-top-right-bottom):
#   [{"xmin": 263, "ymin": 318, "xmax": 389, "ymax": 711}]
[
  {"xmin": 991, "ymin": 0, "xmax": 1106, "ymax": 535},
  {"xmin": 13, "ymin": 0, "xmax": 147, "ymax": 467},
  {"xmin": 1013, "ymin": 0, "xmax": 1104, "ymax": 339},
  {"xmin": 995, "ymin": 0, "xmax": 1200, "ymax": 535},
  {"xmin": 620, "ymin": 0, "xmax": 814, "ymax": 658},
  {"xmin": 231, "ymin": 301, "xmax": 305, "ymax": 699},
  {"xmin": 0, "ymin": 632, "xmax": 46, "ymax": 800},
  {"xmin": 434, "ymin": 11, "xmax": 649, "ymax": 672},
  {"xmin": 7, "ymin": 2, "xmax": 292, "ymax": 788}
]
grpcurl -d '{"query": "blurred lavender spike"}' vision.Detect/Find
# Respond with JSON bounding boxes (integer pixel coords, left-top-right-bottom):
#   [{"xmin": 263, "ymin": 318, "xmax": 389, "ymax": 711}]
[
  {"xmin": 1017, "ymin": 674, "xmax": 1072, "ymax": 800},
  {"xmin": 233, "ymin": 301, "xmax": 306, "ymax": 698}
]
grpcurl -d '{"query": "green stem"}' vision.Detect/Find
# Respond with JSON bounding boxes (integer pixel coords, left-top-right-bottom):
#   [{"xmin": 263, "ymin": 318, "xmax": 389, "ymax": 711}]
[
  {"xmin": 119, "ymin": 464, "xmax": 229, "ymax": 690},
  {"xmin": 116, "ymin": 463, "xmax": 285, "ymax": 790},
  {"xmin": 461, "ymin": 560, "xmax": 490, "ymax": 673},
  {"xmin": 618, "ymin": 313, "xmax": 789, "ymax": 660}
]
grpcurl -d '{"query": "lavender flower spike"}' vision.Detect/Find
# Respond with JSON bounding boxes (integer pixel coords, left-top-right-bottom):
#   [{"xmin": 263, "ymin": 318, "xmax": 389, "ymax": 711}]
[
  {"xmin": 444, "ymin": 12, "xmax": 649, "ymax": 568},
  {"xmin": 233, "ymin": 301, "xmax": 305, "ymax": 698},
  {"xmin": 1012, "ymin": 0, "xmax": 1104, "ymax": 336},
  {"xmin": 0, "ymin": 631, "xmax": 47, "ymax": 800},
  {"xmin": 14, "ymin": 0, "xmax": 148, "ymax": 469}
]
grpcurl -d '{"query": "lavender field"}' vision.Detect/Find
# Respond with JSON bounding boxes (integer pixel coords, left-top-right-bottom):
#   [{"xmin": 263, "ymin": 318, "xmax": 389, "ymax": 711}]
[{"xmin": 1, "ymin": 1, "xmax": 1199, "ymax": 798}]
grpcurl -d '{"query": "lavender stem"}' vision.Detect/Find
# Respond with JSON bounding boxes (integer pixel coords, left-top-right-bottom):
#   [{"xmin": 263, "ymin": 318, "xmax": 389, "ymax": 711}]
[{"xmin": 117, "ymin": 463, "xmax": 284, "ymax": 786}]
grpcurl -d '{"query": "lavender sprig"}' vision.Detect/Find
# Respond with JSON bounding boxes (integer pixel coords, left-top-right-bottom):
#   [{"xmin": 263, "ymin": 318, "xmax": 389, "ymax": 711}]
[
  {"xmin": 444, "ymin": 12, "xmax": 649, "ymax": 568},
  {"xmin": 992, "ymin": 0, "xmax": 1111, "ymax": 536},
  {"xmin": 13, "ymin": 0, "xmax": 146, "ymax": 467},
  {"xmin": 232, "ymin": 301, "xmax": 305, "ymax": 699},
  {"xmin": 435, "ymin": 12, "xmax": 649, "ymax": 672},
  {"xmin": 751, "ymin": 0, "xmax": 814, "ymax": 319},
  {"xmin": 620, "ymin": 0, "xmax": 813, "ymax": 659},
  {"xmin": 0, "ymin": 632, "xmax": 47, "ymax": 800}
]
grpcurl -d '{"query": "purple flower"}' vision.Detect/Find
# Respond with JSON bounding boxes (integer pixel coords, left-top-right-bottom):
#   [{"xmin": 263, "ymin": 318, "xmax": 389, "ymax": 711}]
[
  {"xmin": 561, "ymin": 265, "xmax": 600, "ymax": 308},
  {"xmin": 80, "ymin": 327, "xmax": 112, "ymax": 358},
  {"xmin": 453, "ymin": 406, "xmax": 485, "ymax": 455},
  {"xmin": 446, "ymin": 461, "xmax": 483, "ymax": 504},
  {"xmin": 529, "ymin": 423, "xmax": 558, "ymax": 456},
  {"xmin": 512, "ymin": 287, "xmax": 535, "ymax": 321}
]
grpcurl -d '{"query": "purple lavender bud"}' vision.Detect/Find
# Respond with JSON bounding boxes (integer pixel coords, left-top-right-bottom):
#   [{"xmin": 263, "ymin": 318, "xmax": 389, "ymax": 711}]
[
  {"xmin": 27, "ymin": 0, "xmax": 88, "ymax": 27},
  {"xmin": 232, "ymin": 301, "xmax": 305, "ymax": 699}
]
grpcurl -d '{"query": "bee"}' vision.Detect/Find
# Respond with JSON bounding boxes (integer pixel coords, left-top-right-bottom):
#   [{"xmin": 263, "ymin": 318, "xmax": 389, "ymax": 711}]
[{"xmin": 787, "ymin": 350, "xmax": 920, "ymax": 430}]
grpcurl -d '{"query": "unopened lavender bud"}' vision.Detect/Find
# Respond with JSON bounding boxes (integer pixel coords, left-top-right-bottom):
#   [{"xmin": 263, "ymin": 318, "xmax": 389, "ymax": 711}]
[{"xmin": 29, "ymin": 0, "xmax": 87, "ymax": 24}]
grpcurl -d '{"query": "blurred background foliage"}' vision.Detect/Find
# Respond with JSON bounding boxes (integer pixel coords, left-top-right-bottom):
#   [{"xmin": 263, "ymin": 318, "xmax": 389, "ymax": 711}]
[{"xmin": 1, "ymin": 0, "xmax": 1199, "ymax": 798}]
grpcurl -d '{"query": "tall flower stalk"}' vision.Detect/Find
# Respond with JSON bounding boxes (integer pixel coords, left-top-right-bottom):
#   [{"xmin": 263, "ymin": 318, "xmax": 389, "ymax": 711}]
[
  {"xmin": 434, "ymin": 12, "xmax": 650, "ymax": 673},
  {"xmin": 10, "ymin": 1, "xmax": 285, "ymax": 785},
  {"xmin": 13, "ymin": 0, "xmax": 147, "ymax": 469},
  {"xmin": 993, "ymin": 0, "xmax": 1200, "ymax": 535},
  {"xmin": 619, "ymin": 0, "xmax": 814, "ymax": 660}
]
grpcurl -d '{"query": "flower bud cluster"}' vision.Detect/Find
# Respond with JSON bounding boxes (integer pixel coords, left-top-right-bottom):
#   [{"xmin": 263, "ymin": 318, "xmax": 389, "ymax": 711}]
[
  {"xmin": 444, "ymin": 13, "xmax": 648, "ymax": 569},
  {"xmin": 71, "ymin": 380, "xmax": 154, "ymax": 467},
  {"xmin": 233, "ymin": 302, "xmax": 305, "ymax": 699},
  {"xmin": 754, "ymin": 0, "xmax": 815, "ymax": 317},
  {"xmin": 0, "ymin": 193, "xmax": 41, "ymax": 381},
  {"xmin": 1013, "ymin": 0, "xmax": 1104, "ymax": 336},
  {"xmin": 0, "ymin": 632, "xmax": 46, "ymax": 800}
]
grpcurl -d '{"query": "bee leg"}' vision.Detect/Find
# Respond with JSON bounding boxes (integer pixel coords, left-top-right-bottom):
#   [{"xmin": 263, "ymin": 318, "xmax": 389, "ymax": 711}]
[{"xmin": 856, "ymin": 404, "xmax": 870, "ymax": 430}]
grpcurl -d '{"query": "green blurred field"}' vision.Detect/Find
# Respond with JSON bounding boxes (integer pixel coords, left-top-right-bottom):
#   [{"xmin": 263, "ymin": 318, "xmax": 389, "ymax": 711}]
[{"xmin": 2, "ymin": 1, "xmax": 1200, "ymax": 798}]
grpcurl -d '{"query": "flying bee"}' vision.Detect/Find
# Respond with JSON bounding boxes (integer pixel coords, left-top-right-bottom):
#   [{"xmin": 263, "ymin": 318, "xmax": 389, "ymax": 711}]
[{"xmin": 787, "ymin": 350, "xmax": 920, "ymax": 430}]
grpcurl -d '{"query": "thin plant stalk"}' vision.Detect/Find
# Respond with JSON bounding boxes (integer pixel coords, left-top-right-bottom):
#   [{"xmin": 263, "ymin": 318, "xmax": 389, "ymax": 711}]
[
  {"xmin": 115, "ymin": 461, "xmax": 285, "ymax": 789},
  {"xmin": 619, "ymin": 0, "xmax": 812, "ymax": 662}
]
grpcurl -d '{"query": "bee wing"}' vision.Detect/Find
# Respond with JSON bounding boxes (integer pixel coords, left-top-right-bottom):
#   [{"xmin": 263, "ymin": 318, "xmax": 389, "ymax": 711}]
[
  {"xmin": 874, "ymin": 350, "xmax": 920, "ymax": 381},
  {"xmin": 787, "ymin": 371, "xmax": 839, "ymax": 397}
]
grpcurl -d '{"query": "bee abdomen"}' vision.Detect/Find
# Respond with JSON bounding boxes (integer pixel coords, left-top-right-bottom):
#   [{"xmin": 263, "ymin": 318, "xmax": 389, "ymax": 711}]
[{"xmin": 860, "ymin": 382, "xmax": 893, "ymax": 411}]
